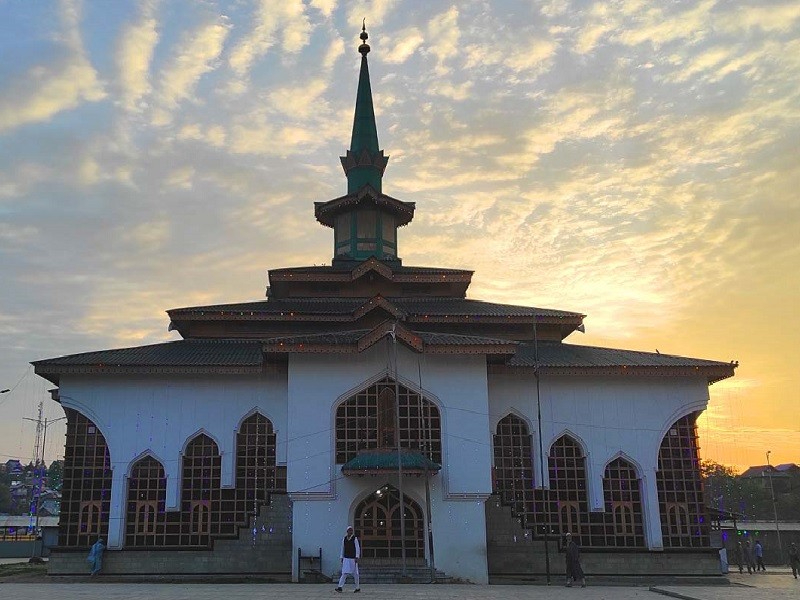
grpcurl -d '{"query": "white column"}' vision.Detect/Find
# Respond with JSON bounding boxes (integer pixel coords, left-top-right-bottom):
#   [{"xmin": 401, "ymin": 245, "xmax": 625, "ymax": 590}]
[
  {"xmin": 106, "ymin": 467, "xmax": 127, "ymax": 548},
  {"xmin": 642, "ymin": 468, "xmax": 664, "ymax": 550}
]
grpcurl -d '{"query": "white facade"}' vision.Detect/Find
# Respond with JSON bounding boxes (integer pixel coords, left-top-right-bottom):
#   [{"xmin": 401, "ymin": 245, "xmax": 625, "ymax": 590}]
[{"xmin": 54, "ymin": 337, "xmax": 711, "ymax": 582}]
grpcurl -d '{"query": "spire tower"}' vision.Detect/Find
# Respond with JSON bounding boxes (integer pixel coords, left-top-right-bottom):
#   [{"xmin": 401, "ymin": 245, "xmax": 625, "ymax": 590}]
[
  {"xmin": 316, "ymin": 25, "xmax": 414, "ymax": 264},
  {"xmin": 340, "ymin": 22, "xmax": 389, "ymax": 194}
]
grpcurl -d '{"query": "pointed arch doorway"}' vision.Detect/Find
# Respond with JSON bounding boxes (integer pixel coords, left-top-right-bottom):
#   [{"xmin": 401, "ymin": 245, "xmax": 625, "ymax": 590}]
[{"xmin": 354, "ymin": 485, "xmax": 426, "ymax": 566}]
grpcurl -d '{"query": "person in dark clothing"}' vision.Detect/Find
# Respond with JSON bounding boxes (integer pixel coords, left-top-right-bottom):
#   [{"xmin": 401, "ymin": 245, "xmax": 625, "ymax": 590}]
[
  {"xmin": 788, "ymin": 543, "xmax": 799, "ymax": 579},
  {"xmin": 754, "ymin": 540, "xmax": 766, "ymax": 571},
  {"xmin": 335, "ymin": 526, "xmax": 360, "ymax": 593},
  {"xmin": 744, "ymin": 539, "xmax": 755, "ymax": 574},
  {"xmin": 734, "ymin": 541, "xmax": 744, "ymax": 574},
  {"xmin": 564, "ymin": 532, "xmax": 586, "ymax": 588}
]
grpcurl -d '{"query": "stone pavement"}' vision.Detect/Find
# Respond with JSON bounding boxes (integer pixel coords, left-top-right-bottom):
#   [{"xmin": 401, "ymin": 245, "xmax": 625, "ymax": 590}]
[{"xmin": 0, "ymin": 573, "xmax": 798, "ymax": 600}]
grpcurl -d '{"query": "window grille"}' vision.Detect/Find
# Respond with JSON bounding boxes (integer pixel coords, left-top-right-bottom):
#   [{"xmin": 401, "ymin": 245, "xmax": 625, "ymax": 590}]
[
  {"xmin": 59, "ymin": 408, "xmax": 112, "ymax": 547},
  {"xmin": 599, "ymin": 457, "xmax": 645, "ymax": 547},
  {"xmin": 548, "ymin": 435, "xmax": 590, "ymax": 545},
  {"xmin": 657, "ymin": 412, "xmax": 709, "ymax": 548},
  {"xmin": 492, "ymin": 414, "xmax": 535, "ymax": 523},
  {"xmin": 125, "ymin": 455, "xmax": 167, "ymax": 546},
  {"xmin": 179, "ymin": 434, "xmax": 221, "ymax": 546},
  {"xmin": 335, "ymin": 377, "xmax": 441, "ymax": 464}
]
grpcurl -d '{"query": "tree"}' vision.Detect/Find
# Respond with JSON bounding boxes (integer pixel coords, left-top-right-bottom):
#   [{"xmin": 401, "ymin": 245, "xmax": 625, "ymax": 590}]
[
  {"xmin": 0, "ymin": 480, "xmax": 10, "ymax": 513},
  {"xmin": 47, "ymin": 459, "xmax": 63, "ymax": 490}
]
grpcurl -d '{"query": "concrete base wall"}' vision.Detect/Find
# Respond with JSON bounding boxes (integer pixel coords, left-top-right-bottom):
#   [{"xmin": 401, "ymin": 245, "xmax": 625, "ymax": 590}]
[
  {"xmin": 48, "ymin": 545, "xmax": 292, "ymax": 578},
  {"xmin": 486, "ymin": 496, "xmax": 722, "ymax": 578},
  {"xmin": 48, "ymin": 496, "xmax": 293, "ymax": 577},
  {"xmin": 0, "ymin": 540, "xmax": 41, "ymax": 558}
]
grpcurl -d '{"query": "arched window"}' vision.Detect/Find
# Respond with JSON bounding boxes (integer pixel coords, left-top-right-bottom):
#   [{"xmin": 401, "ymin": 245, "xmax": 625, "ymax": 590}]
[
  {"xmin": 59, "ymin": 408, "xmax": 112, "ymax": 547},
  {"xmin": 233, "ymin": 413, "xmax": 285, "ymax": 530},
  {"xmin": 79, "ymin": 501, "xmax": 101, "ymax": 535},
  {"xmin": 335, "ymin": 377, "xmax": 441, "ymax": 464},
  {"xmin": 492, "ymin": 414, "xmax": 535, "ymax": 525},
  {"xmin": 549, "ymin": 435, "xmax": 590, "ymax": 545},
  {"xmin": 600, "ymin": 457, "xmax": 645, "ymax": 547},
  {"xmin": 125, "ymin": 455, "xmax": 167, "ymax": 547},
  {"xmin": 180, "ymin": 434, "xmax": 221, "ymax": 546},
  {"xmin": 657, "ymin": 413, "xmax": 709, "ymax": 548}
]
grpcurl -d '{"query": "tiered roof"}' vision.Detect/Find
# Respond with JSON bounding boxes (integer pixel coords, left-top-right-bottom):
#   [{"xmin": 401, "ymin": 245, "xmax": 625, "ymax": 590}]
[{"xmin": 32, "ymin": 27, "xmax": 737, "ymax": 388}]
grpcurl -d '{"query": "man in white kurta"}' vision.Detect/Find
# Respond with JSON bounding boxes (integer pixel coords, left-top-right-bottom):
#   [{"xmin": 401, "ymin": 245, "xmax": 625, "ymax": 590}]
[{"xmin": 335, "ymin": 526, "xmax": 361, "ymax": 592}]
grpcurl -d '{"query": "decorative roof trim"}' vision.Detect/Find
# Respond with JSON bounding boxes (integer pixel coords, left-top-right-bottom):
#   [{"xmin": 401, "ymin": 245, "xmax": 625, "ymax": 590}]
[
  {"xmin": 351, "ymin": 257, "xmax": 393, "ymax": 281},
  {"xmin": 314, "ymin": 185, "xmax": 415, "ymax": 228},
  {"xmin": 353, "ymin": 295, "xmax": 406, "ymax": 320},
  {"xmin": 487, "ymin": 364, "xmax": 735, "ymax": 384},
  {"xmin": 357, "ymin": 320, "xmax": 423, "ymax": 353}
]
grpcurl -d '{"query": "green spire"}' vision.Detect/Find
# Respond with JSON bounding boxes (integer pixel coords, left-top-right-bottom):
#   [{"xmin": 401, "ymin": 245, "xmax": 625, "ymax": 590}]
[
  {"xmin": 340, "ymin": 22, "xmax": 388, "ymax": 194},
  {"xmin": 350, "ymin": 39, "xmax": 379, "ymax": 155}
]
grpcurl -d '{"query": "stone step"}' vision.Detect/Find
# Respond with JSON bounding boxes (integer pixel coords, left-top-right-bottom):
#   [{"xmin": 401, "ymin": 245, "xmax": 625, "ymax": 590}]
[{"xmin": 333, "ymin": 566, "xmax": 450, "ymax": 584}]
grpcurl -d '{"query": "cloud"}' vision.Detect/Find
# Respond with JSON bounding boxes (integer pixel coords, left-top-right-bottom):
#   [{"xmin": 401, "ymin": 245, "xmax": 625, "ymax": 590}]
[
  {"xmin": 323, "ymin": 36, "xmax": 346, "ymax": 71},
  {"xmin": 383, "ymin": 27, "xmax": 424, "ymax": 64},
  {"xmin": 426, "ymin": 6, "xmax": 460, "ymax": 76},
  {"xmin": 0, "ymin": 0, "xmax": 104, "ymax": 132},
  {"xmin": 228, "ymin": 0, "xmax": 312, "ymax": 78},
  {"xmin": 152, "ymin": 17, "xmax": 231, "ymax": 125},
  {"xmin": 115, "ymin": 1, "xmax": 160, "ymax": 111},
  {"xmin": 310, "ymin": 0, "xmax": 337, "ymax": 18},
  {"xmin": 345, "ymin": 0, "xmax": 397, "ymax": 27}
]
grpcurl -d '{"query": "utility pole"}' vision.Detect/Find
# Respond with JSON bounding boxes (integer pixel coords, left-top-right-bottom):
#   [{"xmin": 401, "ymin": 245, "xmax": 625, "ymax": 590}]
[
  {"xmin": 533, "ymin": 319, "xmax": 551, "ymax": 584},
  {"xmin": 765, "ymin": 451, "xmax": 782, "ymax": 556}
]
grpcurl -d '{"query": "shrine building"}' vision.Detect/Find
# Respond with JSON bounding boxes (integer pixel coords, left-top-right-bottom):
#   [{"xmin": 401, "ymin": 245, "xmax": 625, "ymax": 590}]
[{"xmin": 33, "ymin": 27, "xmax": 737, "ymax": 583}]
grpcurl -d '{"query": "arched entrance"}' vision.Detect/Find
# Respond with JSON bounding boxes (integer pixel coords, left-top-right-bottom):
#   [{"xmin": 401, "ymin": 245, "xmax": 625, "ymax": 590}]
[{"xmin": 354, "ymin": 485, "xmax": 425, "ymax": 565}]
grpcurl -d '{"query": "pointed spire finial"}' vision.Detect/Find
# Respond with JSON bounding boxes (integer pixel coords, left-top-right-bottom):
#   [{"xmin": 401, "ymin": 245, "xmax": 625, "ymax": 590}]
[{"xmin": 359, "ymin": 19, "xmax": 370, "ymax": 55}]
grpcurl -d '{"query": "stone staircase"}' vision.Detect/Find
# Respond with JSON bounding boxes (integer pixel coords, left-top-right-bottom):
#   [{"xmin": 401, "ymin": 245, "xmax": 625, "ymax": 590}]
[
  {"xmin": 333, "ymin": 564, "xmax": 451, "ymax": 584},
  {"xmin": 49, "ymin": 495, "xmax": 294, "ymax": 577}
]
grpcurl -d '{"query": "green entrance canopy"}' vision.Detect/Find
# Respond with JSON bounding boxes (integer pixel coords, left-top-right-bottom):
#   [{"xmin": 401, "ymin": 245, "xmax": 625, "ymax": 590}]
[{"xmin": 341, "ymin": 449, "xmax": 441, "ymax": 476}]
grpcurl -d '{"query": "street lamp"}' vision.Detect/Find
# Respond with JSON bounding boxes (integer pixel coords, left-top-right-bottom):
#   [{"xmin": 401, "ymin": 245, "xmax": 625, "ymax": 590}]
[{"xmin": 765, "ymin": 451, "xmax": 783, "ymax": 557}]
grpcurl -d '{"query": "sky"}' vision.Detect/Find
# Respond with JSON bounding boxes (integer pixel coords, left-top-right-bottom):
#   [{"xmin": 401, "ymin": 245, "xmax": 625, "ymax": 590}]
[{"xmin": 0, "ymin": 0, "xmax": 798, "ymax": 474}]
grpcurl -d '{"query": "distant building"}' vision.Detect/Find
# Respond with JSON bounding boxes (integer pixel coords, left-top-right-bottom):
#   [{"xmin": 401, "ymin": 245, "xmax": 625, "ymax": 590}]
[
  {"xmin": 4, "ymin": 459, "xmax": 23, "ymax": 477},
  {"xmin": 741, "ymin": 463, "xmax": 799, "ymax": 491},
  {"xmin": 33, "ymin": 28, "xmax": 737, "ymax": 582}
]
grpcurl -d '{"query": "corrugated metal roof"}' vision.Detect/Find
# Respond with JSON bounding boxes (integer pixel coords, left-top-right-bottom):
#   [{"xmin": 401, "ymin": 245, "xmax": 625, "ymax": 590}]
[
  {"xmin": 169, "ymin": 297, "xmax": 581, "ymax": 319},
  {"xmin": 341, "ymin": 450, "xmax": 441, "ymax": 473},
  {"xmin": 265, "ymin": 330, "xmax": 516, "ymax": 347},
  {"xmin": 33, "ymin": 340, "xmax": 264, "ymax": 367},
  {"xmin": 509, "ymin": 342, "xmax": 734, "ymax": 368}
]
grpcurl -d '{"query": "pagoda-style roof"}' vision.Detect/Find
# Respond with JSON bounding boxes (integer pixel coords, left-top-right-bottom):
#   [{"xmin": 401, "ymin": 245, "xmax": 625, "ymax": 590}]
[
  {"xmin": 263, "ymin": 320, "xmax": 518, "ymax": 355},
  {"xmin": 314, "ymin": 185, "xmax": 415, "ymax": 228},
  {"xmin": 267, "ymin": 258, "xmax": 473, "ymax": 298},
  {"xmin": 341, "ymin": 449, "xmax": 441, "ymax": 475},
  {"xmin": 32, "ymin": 339, "xmax": 264, "ymax": 384},
  {"xmin": 169, "ymin": 297, "xmax": 581, "ymax": 322},
  {"xmin": 496, "ymin": 341, "xmax": 737, "ymax": 383},
  {"xmin": 32, "ymin": 338, "xmax": 736, "ymax": 385}
]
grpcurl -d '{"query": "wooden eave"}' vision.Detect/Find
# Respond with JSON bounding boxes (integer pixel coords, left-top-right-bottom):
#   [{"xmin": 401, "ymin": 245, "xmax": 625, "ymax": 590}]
[
  {"xmin": 314, "ymin": 186, "xmax": 415, "ymax": 228},
  {"xmin": 487, "ymin": 363, "xmax": 736, "ymax": 384},
  {"xmin": 353, "ymin": 296, "xmax": 406, "ymax": 320},
  {"xmin": 33, "ymin": 364, "xmax": 268, "ymax": 386}
]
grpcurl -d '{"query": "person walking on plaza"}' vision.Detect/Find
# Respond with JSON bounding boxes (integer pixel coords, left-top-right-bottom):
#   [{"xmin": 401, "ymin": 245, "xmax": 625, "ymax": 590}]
[
  {"xmin": 744, "ymin": 539, "xmax": 755, "ymax": 574},
  {"xmin": 788, "ymin": 542, "xmax": 799, "ymax": 579},
  {"xmin": 754, "ymin": 539, "xmax": 766, "ymax": 571},
  {"xmin": 564, "ymin": 532, "xmax": 586, "ymax": 588},
  {"xmin": 335, "ymin": 525, "xmax": 361, "ymax": 593},
  {"xmin": 86, "ymin": 537, "xmax": 105, "ymax": 576},
  {"xmin": 734, "ymin": 541, "xmax": 744, "ymax": 574}
]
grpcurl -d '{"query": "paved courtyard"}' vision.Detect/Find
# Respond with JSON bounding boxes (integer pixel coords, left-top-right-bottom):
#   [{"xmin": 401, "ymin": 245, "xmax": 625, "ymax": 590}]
[{"xmin": 1, "ymin": 572, "xmax": 798, "ymax": 600}]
